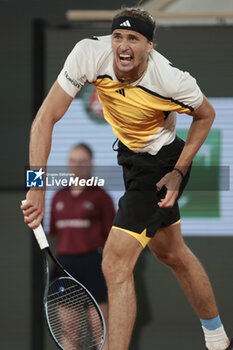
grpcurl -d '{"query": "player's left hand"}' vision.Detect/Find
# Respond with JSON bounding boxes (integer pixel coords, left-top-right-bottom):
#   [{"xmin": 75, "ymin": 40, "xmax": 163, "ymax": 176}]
[{"xmin": 156, "ymin": 170, "xmax": 183, "ymax": 208}]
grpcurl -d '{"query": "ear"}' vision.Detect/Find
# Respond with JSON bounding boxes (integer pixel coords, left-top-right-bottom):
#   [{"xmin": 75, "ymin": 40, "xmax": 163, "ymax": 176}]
[{"xmin": 147, "ymin": 41, "xmax": 153, "ymax": 53}]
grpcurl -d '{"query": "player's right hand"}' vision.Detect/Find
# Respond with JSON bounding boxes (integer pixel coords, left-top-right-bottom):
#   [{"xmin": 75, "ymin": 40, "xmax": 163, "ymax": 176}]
[
  {"xmin": 21, "ymin": 189, "xmax": 45, "ymax": 229},
  {"xmin": 156, "ymin": 169, "xmax": 182, "ymax": 208}
]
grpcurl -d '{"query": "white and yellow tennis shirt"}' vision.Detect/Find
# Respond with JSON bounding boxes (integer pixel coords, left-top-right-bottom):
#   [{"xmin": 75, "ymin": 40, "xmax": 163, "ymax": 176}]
[{"xmin": 57, "ymin": 35, "xmax": 203, "ymax": 155}]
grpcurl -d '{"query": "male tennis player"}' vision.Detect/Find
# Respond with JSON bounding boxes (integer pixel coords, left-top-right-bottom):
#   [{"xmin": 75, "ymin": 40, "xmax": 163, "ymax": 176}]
[{"xmin": 21, "ymin": 7, "xmax": 232, "ymax": 350}]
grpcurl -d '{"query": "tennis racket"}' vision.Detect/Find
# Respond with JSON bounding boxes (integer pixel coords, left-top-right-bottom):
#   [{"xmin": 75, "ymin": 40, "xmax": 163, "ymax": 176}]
[{"xmin": 22, "ymin": 200, "xmax": 106, "ymax": 350}]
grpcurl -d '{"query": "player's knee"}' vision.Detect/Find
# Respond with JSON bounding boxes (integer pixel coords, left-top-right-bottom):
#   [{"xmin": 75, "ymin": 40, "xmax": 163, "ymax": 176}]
[
  {"xmin": 102, "ymin": 247, "xmax": 133, "ymax": 285},
  {"xmin": 155, "ymin": 250, "xmax": 180, "ymax": 267},
  {"xmin": 151, "ymin": 243, "xmax": 188, "ymax": 269}
]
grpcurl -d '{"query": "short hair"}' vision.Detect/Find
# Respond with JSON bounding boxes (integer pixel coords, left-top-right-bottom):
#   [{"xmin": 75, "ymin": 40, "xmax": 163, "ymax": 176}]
[
  {"xmin": 113, "ymin": 7, "xmax": 156, "ymax": 38},
  {"xmin": 70, "ymin": 143, "xmax": 93, "ymax": 160}
]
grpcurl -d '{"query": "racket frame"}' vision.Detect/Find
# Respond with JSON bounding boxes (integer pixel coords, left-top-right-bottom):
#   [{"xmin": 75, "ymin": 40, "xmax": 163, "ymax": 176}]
[{"xmin": 42, "ymin": 247, "xmax": 106, "ymax": 350}]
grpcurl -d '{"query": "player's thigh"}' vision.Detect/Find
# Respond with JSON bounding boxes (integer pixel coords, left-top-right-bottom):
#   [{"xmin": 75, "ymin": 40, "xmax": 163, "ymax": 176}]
[{"xmin": 103, "ymin": 227, "xmax": 143, "ymax": 275}]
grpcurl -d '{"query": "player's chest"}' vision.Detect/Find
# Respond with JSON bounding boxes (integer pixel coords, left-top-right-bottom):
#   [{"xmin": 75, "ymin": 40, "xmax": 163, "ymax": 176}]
[{"xmin": 95, "ymin": 80, "xmax": 172, "ymax": 120}]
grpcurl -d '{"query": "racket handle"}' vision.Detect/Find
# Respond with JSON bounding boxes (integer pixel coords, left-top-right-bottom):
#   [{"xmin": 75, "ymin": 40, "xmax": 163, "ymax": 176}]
[
  {"xmin": 33, "ymin": 224, "xmax": 49, "ymax": 250},
  {"xmin": 22, "ymin": 200, "xmax": 49, "ymax": 250}
]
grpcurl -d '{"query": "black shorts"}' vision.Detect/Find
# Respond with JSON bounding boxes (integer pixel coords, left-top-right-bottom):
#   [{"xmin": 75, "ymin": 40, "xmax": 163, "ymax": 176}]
[
  {"xmin": 113, "ymin": 136, "xmax": 191, "ymax": 246},
  {"xmin": 52, "ymin": 250, "xmax": 107, "ymax": 303}
]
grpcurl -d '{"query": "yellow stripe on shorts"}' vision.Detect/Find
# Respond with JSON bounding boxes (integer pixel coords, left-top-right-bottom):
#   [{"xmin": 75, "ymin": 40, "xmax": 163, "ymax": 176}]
[
  {"xmin": 171, "ymin": 219, "xmax": 181, "ymax": 226},
  {"xmin": 113, "ymin": 219, "xmax": 181, "ymax": 247},
  {"xmin": 112, "ymin": 226, "xmax": 151, "ymax": 248}
]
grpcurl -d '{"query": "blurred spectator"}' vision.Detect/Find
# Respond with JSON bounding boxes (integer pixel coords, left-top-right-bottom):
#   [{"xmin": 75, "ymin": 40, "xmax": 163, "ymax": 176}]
[{"xmin": 49, "ymin": 143, "xmax": 115, "ymax": 349}]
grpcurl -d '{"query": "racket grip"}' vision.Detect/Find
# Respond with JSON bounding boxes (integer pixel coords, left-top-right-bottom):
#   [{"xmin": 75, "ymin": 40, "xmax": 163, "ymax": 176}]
[
  {"xmin": 22, "ymin": 200, "xmax": 49, "ymax": 250},
  {"xmin": 33, "ymin": 224, "xmax": 49, "ymax": 250}
]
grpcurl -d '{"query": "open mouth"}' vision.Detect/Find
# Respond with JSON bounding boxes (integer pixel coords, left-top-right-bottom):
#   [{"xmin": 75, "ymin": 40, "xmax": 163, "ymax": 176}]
[{"xmin": 119, "ymin": 54, "xmax": 133, "ymax": 64}]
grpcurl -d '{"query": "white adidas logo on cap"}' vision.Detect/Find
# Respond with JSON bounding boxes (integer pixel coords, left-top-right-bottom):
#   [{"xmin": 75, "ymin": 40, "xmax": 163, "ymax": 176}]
[{"xmin": 120, "ymin": 20, "xmax": 131, "ymax": 27}]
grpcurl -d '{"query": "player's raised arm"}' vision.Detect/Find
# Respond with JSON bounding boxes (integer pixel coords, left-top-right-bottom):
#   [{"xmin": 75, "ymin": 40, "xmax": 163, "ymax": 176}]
[{"xmin": 21, "ymin": 81, "xmax": 73, "ymax": 229}]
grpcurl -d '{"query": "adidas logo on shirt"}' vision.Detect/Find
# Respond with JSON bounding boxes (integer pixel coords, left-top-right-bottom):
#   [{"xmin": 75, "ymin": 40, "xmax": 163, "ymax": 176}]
[
  {"xmin": 120, "ymin": 20, "xmax": 131, "ymax": 27},
  {"xmin": 115, "ymin": 89, "xmax": 125, "ymax": 97}
]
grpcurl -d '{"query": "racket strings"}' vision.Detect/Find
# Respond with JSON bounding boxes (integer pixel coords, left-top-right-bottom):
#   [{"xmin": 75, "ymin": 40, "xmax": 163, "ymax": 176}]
[
  {"xmin": 47, "ymin": 306, "xmax": 101, "ymax": 340},
  {"xmin": 47, "ymin": 284, "xmax": 81, "ymax": 299},
  {"xmin": 47, "ymin": 289, "xmax": 91, "ymax": 310},
  {"xmin": 46, "ymin": 278, "xmax": 103, "ymax": 350},
  {"xmin": 48, "ymin": 289, "xmax": 91, "ymax": 308}
]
